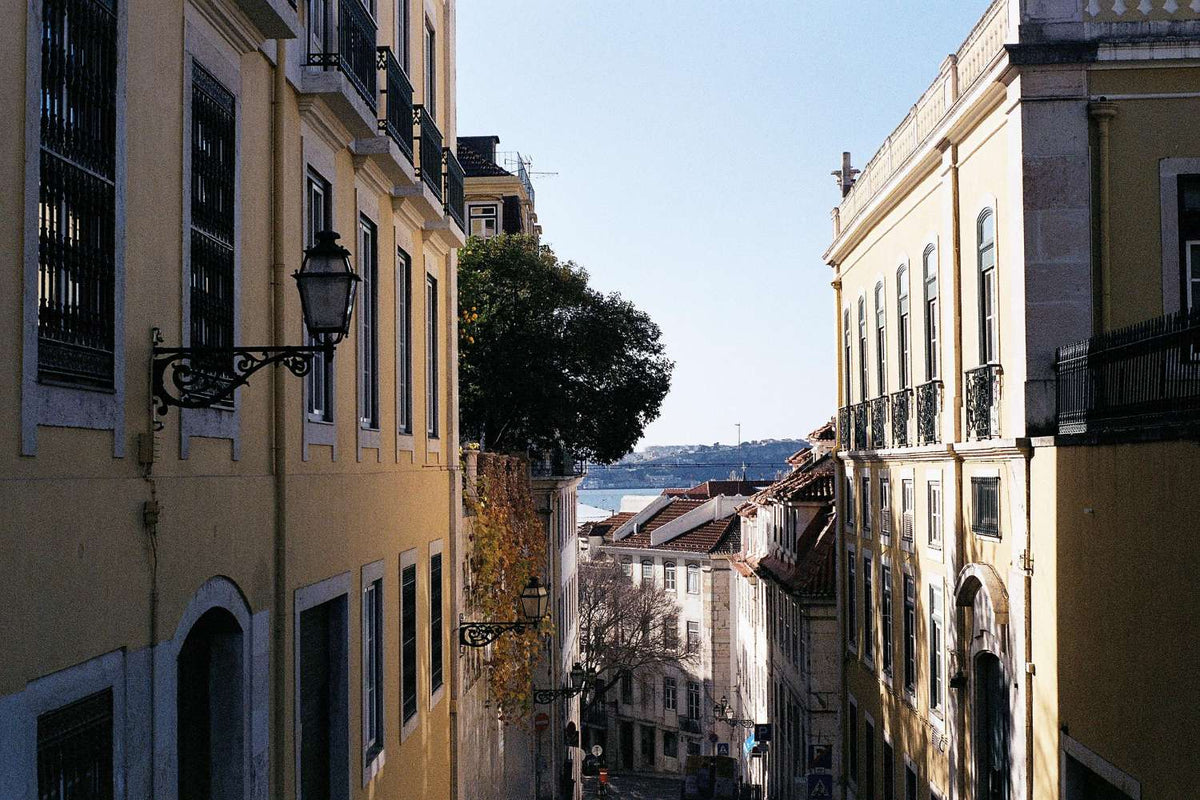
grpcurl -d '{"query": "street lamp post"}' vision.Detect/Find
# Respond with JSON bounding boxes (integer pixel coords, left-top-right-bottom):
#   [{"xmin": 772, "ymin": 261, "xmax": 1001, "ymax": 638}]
[
  {"xmin": 533, "ymin": 662, "xmax": 596, "ymax": 704},
  {"xmin": 152, "ymin": 230, "xmax": 359, "ymax": 415},
  {"xmin": 713, "ymin": 695, "xmax": 756, "ymax": 729},
  {"xmin": 458, "ymin": 576, "xmax": 550, "ymax": 648}
]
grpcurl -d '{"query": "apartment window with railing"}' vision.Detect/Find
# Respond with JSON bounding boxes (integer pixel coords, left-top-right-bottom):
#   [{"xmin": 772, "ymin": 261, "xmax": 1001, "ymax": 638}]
[
  {"xmin": 423, "ymin": 17, "xmax": 436, "ymax": 116},
  {"xmin": 425, "ymin": 272, "xmax": 439, "ymax": 437},
  {"xmin": 306, "ymin": 170, "xmax": 334, "ymax": 421},
  {"xmin": 38, "ymin": 689, "xmax": 114, "ymax": 800},
  {"xmin": 664, "ymin": 561, "xmax": 676, "ymax": 591},
  {"xmin": 880, "ymin": 475, "xmax": 891, "ymax": 540},
  {"xmin": 359, "ymin": 215, "xmax": 379, "ymax": 429},
  {"xmin": 395, "ymin": 0, "xmax": 409, "ymax": 72},
  {"xmin": 971, "ymin": 476, "xmax": 1000, "ymax": 538},
  {"xmin": 861, "ymin": 476, "xmax": 871, "ymax": 534},
  {"xmin": 843, "ymin": 308, "xmax": 853, "ymax": 403},
  {"xmin": 928, "ymin": 479, "xmax": 943, "ymax": 549},
  {"xmin": 929, "ymin": 583, "xmax": 944, "ymax": 715},
  {"xmin": 881, "ymin": 564, "xmax": 893, "ymax": 678},
  {"xmin": 858, "ymin": 296, "xmax": 869, "ymax": 400},
  {"xmin": 901, "ymin": 478, "xmax": 914, "ymax": 544},
  {"xmin": 903, "ymin": 573, "xmax": 916, "ymax": 696},
  {"xmin": 862, "ymin": 554, "xmax": 874, "ymax": 665},
  {"xmin": 686, "ymin": 681, "xmax": 701, "ymax": 720},
  {"xmin": 978, "ymin": 209, "xmax": 998, "ymax": 364},
  {"xmin": 396, "ymin": 248, "xmax": 412, "ymax": 434},
  {"xmin": 38, "ymin": 0, "xmax": 118, "ymax": 390},
  {"xmin": 188, "ymin": 64, "xmax": 236, "ymax": 403},
  {"xmin": 924, "ymin": 245, "xmax": 940, "ymax": 381},
  {"xmin": 897, "ymin": 265, "xmax": 911, "ymax": 389},
  {"xmin": 875, "ymin": 281, "xmax": 887, "ymax": 394}
]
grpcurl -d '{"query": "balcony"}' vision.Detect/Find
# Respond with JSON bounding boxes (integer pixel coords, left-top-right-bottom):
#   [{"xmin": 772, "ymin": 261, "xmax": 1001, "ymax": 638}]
[
  {"xmin": 966, "ymin": 364, "xmax": 1002, "ymax": 440},
  {"xmin": 869, "ymin": 396, "xmax": 889, "ymax": 450},
  {"xmin": 377, "ymin": 46, "xmax": 413, "ymax": 165},
  {"xmin": 414, "ymin": 105, "xmax": 443, "ymax": 199},
  {"xmin": 890, "ymin": 389, "xmax": 912, "ymax": 448},
  {"xmin": 1055, "ymin": 309, "xmax": 1200, "ymax": 437},
  {"xmin": 837, "ymin": 406, "xmax": 850, "ymax": 450},
  {"xmin": 851, "ymin": 403, "xmax": 869, "ymax": 452},
  {"xmin": 443, "ymin": 147, "xmax": 465, "ymax": 232},
  {"xmin": 529, "ymin": 447, "xmax": 587, "ymax": 480},
  {"xmin": 916, "ymin": 380, "xmax": 942, "ymax": 446},
  {"xmin": 303, "ymin": 0, "xmax": 377, "ymax": 136}
]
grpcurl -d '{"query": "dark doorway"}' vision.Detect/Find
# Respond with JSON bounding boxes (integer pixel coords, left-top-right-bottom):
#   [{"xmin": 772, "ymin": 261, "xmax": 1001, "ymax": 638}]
[
  {"xmin": 178, "ymin": 607, "xmax": 245, "ymax": 800},
  {"xmin": 299, "ymin": 595, "xmax": 349, "ymax": 800},
  {"xmin": 640, "ymin": 724, "xmax": 655, "ymax": 768},
  {"xmin": 619, "ymin": 721, "xmax": 634, "ymax": 769},
  {"xmin": 974, "ymin": 652, "xmax": 1009, "ymax": 800}
]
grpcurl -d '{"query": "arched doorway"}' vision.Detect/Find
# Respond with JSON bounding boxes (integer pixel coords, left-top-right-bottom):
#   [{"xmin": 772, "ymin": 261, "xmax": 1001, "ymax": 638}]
[
  {"xmin": 177, "ymin": 607, "xmax": 245, "ymax": 800},
  {"xmin": 973, "ymin": 651, "xmax": 1009, "ymax": 800}
]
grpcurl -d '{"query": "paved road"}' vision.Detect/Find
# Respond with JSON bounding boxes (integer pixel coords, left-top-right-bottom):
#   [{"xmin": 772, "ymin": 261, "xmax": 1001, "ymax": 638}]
[{"xmin": 579, "ymin": 772, "xmax": 681, "ymax": 800}]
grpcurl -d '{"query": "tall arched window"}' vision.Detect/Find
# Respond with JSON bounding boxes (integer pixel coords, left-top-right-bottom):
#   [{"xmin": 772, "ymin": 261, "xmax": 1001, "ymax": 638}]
[
  {"xmin": 923, "ymin": 245, "xmax": 939, "ymax": 381},
  {"xmin": 978, "ymin": 210, "xmax": 997, "ymax": 364},
  {"xmin": 843, "ymin": 309, "xmax": 852, "ymax": 404},
  {"xmin": 874, "ymin": 282, "xmax": 887, "ymax": 395},
  {"xmin": 857, "ymin": 297, "xmax": 868, "ymax": 400},
  {"xmin": 897, "ymin": 266, "xmax": 911, "ymax": 388}
]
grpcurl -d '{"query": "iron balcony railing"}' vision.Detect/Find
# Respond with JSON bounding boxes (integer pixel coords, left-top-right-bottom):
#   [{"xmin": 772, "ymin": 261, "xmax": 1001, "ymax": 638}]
[
  {"xmin": 414, "ymin": 105, "xmax": 442, "ymax": 198},
  {"xmin": 1055, "ymin": 308, "xmax": 1200, "ymax": 435},
  {"xmin": 529, "ymin": 447, "xmax": 587, "ymax": 479},
  {"xmin": 966, "ymin": 364, "xmax": 1002, "ymax": 440},
  {"xmin": 443, "ymin": 147, "xmax": 465, "ymax": 231},
  {"xmin": 851, "ymin": 402, "xmax": 869, "ymax": 451},
  {"xmin": 869, "ymin": 396, "xmax": 889, "ymax": 450},
  {"xmin": 890, "ymin": 388, "xmax": 912, "ymax": 448},
  {"xmin": 376, "ymin": 46, "xmax": 413, "ymax": 163},
  {"xmin": 307, "ymin": 0, "xmax": 377, "ymax": 110},
  {"xmin": 915, "ymin": 380, "xmax": 942, "ymax": 445},
  {"xmin": 837, "ymin": 406, "xmax": 850, "ymax": 450}
]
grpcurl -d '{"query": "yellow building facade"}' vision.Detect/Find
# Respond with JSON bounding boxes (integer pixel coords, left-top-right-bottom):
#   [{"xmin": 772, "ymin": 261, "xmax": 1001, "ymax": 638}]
[
  {"xmin": 0, "ymin": 0, "xmax": 465, "ymax": 799},
  {"xmin": 825, "ymin": 2, "xmax": 1200, "ymax": 798}
]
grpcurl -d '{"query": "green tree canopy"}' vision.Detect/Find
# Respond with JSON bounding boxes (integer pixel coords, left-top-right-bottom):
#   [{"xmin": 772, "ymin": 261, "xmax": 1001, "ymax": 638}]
[{"xmin": 458, "ymin": 234, "xmax": 673, "ymax": 464}]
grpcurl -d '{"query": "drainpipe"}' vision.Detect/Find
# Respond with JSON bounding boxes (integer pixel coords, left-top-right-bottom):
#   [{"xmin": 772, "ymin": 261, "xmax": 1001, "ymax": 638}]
[
  {"xmin": 271, "ymin": 37, "xmax": 289, "ymax": 800},
  {"xmin": 1022, "ymin": 447, "xmax": 1034, "ymax": 800},
  {"xmin": 1089, "ymin": 102, "xmax": 1118, "ymax": 334},
  {"xmin": 830, "ymin": 272, "xmax": 847, "ymax": 798}
]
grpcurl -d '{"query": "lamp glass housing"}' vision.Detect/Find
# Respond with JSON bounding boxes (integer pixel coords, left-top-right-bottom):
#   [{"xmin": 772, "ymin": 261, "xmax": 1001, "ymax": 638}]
[
  {"xmin": 295, "ymin": 230, "xmax": 359, "ymax": 342},
  {"xmin": 520, "ymin": 576, "xmax": 549, "ymax": 623},
  {"xmin": 569, "ymin": 662, "xmax": 586, "ymax": 690}
]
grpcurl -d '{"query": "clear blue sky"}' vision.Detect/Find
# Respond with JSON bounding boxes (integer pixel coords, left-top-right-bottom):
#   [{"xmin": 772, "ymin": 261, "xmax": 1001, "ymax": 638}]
[{"xmin": 457, "ymin": 1, "xmax": 991, "ymax": 449}]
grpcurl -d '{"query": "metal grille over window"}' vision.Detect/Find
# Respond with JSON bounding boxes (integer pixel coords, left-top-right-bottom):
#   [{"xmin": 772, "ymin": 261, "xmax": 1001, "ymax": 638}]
[
  {"xmin": 189, "ymin": 63, "xmax": 237, "ymax": 405},
  {"xmin": 38, "ymin": 0, "xmax": 118, "ymax": 389},
  {"xmin": 37, "ymin": 688, "xmax": 114, "ymax": 800},
  {"xmin": 971, "ymin": 476, "xmax": 1001, "ymax": 537}
]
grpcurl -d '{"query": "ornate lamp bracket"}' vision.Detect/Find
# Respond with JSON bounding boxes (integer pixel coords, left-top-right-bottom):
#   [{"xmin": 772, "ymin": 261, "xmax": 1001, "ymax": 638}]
[{"xmin": 457, "ymin": 615, "xmax": 532, "ymax": 649}]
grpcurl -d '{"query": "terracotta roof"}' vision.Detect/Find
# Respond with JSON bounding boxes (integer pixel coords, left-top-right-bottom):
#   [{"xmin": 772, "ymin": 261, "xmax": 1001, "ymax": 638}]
[
  {"xmin": 663, "ymin": 480, "xmax": 764, "ymax": 500},
  {"xmin": 756, "ymin": 508, "xmax": 836, "ymax": 600},
  {"xmin": 807, "ymin": 418, "xmax": 836, "ymax": 442},
  {"xmin": 579, "ymin": 513, "xmax": 634, "ymax": 539},
  {"xmin": 595, "ymin": 498, "xmax": 740, "ymax": 555},
  {"xmin": 751, "ymin": 452, "xmax": 836, "ymax": 505},
  {"xmin": 457, "ymin": 136, "xmax": 512, "ymax": 178}
]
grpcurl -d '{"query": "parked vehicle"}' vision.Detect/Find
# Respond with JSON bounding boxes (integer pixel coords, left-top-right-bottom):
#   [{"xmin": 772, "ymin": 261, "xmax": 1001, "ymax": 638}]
[{"xmin": 681, "ymin": 755, "xmax": 740, "ymax": 800}]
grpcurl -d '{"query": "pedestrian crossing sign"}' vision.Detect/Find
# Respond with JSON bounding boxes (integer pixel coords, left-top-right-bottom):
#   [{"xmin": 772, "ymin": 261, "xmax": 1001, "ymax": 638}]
[{"xmin": 807, "ymin": 773, "xmax": 833, "ymax": 799}]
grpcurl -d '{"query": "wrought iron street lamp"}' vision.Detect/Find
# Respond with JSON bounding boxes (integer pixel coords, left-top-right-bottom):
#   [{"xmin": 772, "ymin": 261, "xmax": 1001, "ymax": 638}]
[
  {"xmin": 152, "ymin": 231, "xmax": 359, "ymax": 415},
  {"xmin": 459, "ymin": 576, "xmax": 549, "ymax": 648},
  {"xmin": 533, "ymin": 662, "xmax": 597, "ymax": 704},
  {"xmin": 713, "ymin": 695, "xmax": 755, "ymax": 729}
]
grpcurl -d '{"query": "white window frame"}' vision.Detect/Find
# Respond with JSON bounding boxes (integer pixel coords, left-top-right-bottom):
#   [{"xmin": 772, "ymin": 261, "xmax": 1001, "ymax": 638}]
[
  {"xmin": 927, "ymin": 476, "xmax": 943, "ymax": 550},
  {"xmin": 641, "ymin": 559, "xmax": 654, "ymax": 585},
  {"xmin": 900, "ymin": 475, "xmax": 915, "ymax": 553},
  {"xmin": 400, "ymin": 548, "xmax": 420, "ymax": 740},
  {"xmin": 686, "ymin": 620, "xmax": 700, "ymax": 651},
  {"xmin": 880, "ymin": 555, "xmax": 894, "ymax": 686},
  {"xmin": 358, "ymin": 215, "xmax": 380, "ymax": 435},
  {"xmin": 664, "ymin": 561, "xmax": 676, "ymax": 592},
  {"xmin": 686, "ymin": 562, "xmax": 700, "ymax": 594},
  {"xmin": 862, "ymin": 475, "xmax": 872, "ymax": 535},
  {"xmin": 862, "ymin": 550, "xmax": 875, "ymax": 668},
  {"xmin": 467, "ymin": 202, "xmax": 499, "ymax": 239},
  {"xmin": 396, "ymin": 245, "xmax": 413, "ymax": 442},
  {"xmin": 425, "ymin": 263, "xmax": 440, "ymax": 443},
  {"xmin": 879, "ymin": 473, "xmax": 892, "ymax": 545},
  {"xmin": 361, "ymin": 560, "xmax": 385, "ymax": 784},
  {"xmin": 429, "ymin": 539, "xmax": 446, "ymax": 708},
  {"xmin": 929, "ymin": 581, "xmax": 945, "ymax": 719},
  {"xmin": 663, "ymin": 676, "xmax": 677, "ymax": 712}
]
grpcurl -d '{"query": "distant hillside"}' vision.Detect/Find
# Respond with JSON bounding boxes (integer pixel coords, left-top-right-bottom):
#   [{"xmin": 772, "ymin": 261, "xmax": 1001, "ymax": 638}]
[{"xmin": 582, "ymin": 439, "xmax": 807, "ymax": 490}]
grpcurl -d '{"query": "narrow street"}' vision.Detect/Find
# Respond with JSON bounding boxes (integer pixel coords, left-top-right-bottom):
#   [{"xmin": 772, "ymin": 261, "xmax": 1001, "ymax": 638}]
[{"xmin": 580, "ymin": 772, "xmax": 682, "ymax": 800}]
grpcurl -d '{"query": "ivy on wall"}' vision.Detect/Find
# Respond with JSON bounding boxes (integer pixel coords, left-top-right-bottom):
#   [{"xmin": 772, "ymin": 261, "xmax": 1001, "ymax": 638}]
[{"xmin": 465, "ymin": 451, "xmax": 550, "ymax": 722}]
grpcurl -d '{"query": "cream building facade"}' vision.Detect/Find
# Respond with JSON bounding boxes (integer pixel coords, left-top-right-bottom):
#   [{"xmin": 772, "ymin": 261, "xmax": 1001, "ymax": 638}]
[
  {"xmin": 0, "ymin": 0, "xmax": 466, "ymax": 799},
  {"xmin": 826, "ymin": 2, "xmax": 1200, "ymax": 799}
]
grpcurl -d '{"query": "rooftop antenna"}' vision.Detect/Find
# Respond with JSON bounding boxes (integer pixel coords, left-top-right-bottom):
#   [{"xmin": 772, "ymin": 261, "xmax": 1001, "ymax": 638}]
[{"xmin": 832, "ymin": 151, "xmax": 860, "ymax": 198}]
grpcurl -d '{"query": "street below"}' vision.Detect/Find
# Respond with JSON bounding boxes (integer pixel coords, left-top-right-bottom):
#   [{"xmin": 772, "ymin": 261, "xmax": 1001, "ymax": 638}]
[{"xmin": 579, "ymin": 772, "xmax": 682, "ymax": 799}]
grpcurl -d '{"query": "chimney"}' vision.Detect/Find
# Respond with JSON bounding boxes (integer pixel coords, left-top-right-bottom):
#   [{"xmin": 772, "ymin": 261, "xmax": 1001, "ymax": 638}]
[{"xmin": 832, "ymin": 152, "xmax": 860, "ymax": 198}]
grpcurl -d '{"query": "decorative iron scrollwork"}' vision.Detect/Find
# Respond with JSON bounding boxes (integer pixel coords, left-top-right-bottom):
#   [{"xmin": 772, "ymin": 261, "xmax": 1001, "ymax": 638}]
[
  {"xmin": 533, "ymin": 686, "xmax": 588, "ymax": 705},
  {"xmin": 458, "ymin": 618, "xmax": 531, "ymax": 649}
]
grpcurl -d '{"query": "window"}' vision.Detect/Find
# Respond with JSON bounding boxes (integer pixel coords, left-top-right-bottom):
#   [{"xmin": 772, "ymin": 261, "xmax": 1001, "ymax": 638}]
[
  {"xmin": 924, "ymin": 245, "xmax": 940, "ymax": 380},
  {"xmin": 621, "ymin": 555, "xmax": 632, "ymax": 577},
  {"xmin": 401, "ymin": 563, "xmax": 418, "ymax": 722},
  {"xmin": 846, "ymin": 549, "xmax": 858, "ymax": 650},
  {"xmin": 686, "ymin": 563, "xmax": 700, "ymax": 594},
  {"xmin": 846, "ymin": 475, "xmax": 856, "ymax": 532},
  {"xmin": 686, "ymin": 620, "xmax": 701, "ymax": 652},
  {"xmin": 663, "ymin": 731, "xmax": 679, "ymax": 759},
  {"xmin": 641, "ymin": 559, "xmax": 653, "ymax": 584},
  {"xmin": 664, "ymin": 614, "xmax": 679, "ymax": 650},
  {"xmin": 37, "ymin": 0, "xmax": 118, "ymax": 390},
  {"xmin": 686, "ymin": 738, "xmax": 701, "ymax": 756},
  {"xmin": 189, "ymin": 63, "xmax": 236, "ymax": 403},
  {"xmin": 883, "ymin": 740, "xmax": 895, "ymax": 800},
  {"xmin": 664, "ymin": 561, "xmax": 676, "ymax": 591},
  {"xmin": 621, "ymin": 672, "xmax": 632, "ymax": 705},
  {"xmin": 430, "ymin": 552, "xmax": 443, "ymax": 693},
  {"xmin": 423, "ymin": 18, "xmax": 436, "ymax": 116},
  {"xmin": 972, "ymin": 476, "xmax": 1000, "ymax": 537},
  {"xmin": 881, "ymin": 564, "xmax": 894, "ymax": 677},
  {"xmin": 897, "ymin": 266, "xmax": 911, "ymax": 388},
  {"xmin": 468, "ymin": 203, "xmax": 498, "ymax": 239},
  {"xmin": 308, "ymin": 0, "xmax": 329, "ymax": 57},
  {"xmin": 664, "ymin": 677, "xmax": 677, "ymax": 711},
  {"xmin": 299, "ymin": 591, "xmax": 349, "ymax": 797},
  {"xmin": 880, "ymin": 475, "xmax": 891, "ymax": 539},
  {"xmin": 862, "ymin": 476, "xmax": 871, "ymax": 534},
  {"xmin": 396, "ymin": 248, "xmax": 412, "ymax": 433},
  {"xmin": 857, "ymin": 296, "xmax": 869, "ymax": 399},
  {"xmin": 929, "ymin": 584, "xmax": 944, "ymax": 714},
  {"xmin": 903, "ymin": 574, "xmax": 916, "ymax": 695},
  {"xmin": 38, "ymin": 689, "xmax": 114, "ymax": 800},
  {"xmin": 905, "ymin": 762, "xmax": 919, "ymax": 800},
  {"xmin": 306, "ymin": 170, "xmax": 334, "ymax": 421},
  {"xmin": 863, "ymin": 718, "xmax": 876, "ymax": 799},
  {"xmin": 843, "ymin": 308, "xmax": 853, "ymax": 403},
  {"xmin": 359, "ymin": 216, "xmax": 379, "ymax": 428},
  {"xmin": 1180, "ymin": 176, "xmax": 1200, "ymax": 313},
  {"xmin": 686, "ymin": 681, "xmax": 701, "ymax": 720},
  {"xmin": 425, "ymin": 273, "xmax": 439, "ymax": 437},
  {"xmin": 363, "ymin": 575, "xmax": 384, "ymax": 760},
  {"xmin": 847, "ymin": 699, "xmax": 858, "ymax": 784},
  {"xmin": 978, "ymin": 210, "xmax": 998, "ymax": 364},
  {"xmin": 862, "ymin": 555, "xmax": 874, "ymax": 664},
  {"xmin": 901, "ymin": 478, "xmax": 914, "ymax": 544},
  {"xmin": 640, "ymin": 725, "xmax": 655, "ymax": 766},
  {"xmin": 396, "ymin": 0, "xmax": 410, "ymax": 72},
  {"xmin": 928, "ymin": 480, "xmax": 943, "ymax": 548},
  {"xmin": 875, "ymin": 281, "xmax": 887, "ymax": 394}
]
